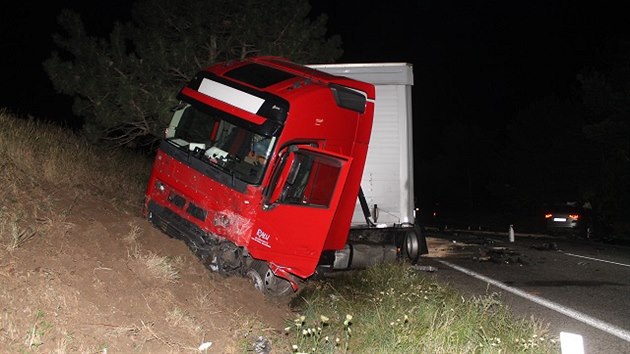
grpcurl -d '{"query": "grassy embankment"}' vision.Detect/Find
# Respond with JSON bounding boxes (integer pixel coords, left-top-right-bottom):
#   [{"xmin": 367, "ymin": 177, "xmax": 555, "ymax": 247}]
[
  {"xmin": 0, "ymin": 109, "xmax": 151, "ymax": 250},
  {"xmin": 278, "ymin": 263, "xmax": 556, "ymax": 353},
  {"xmin": 0, "ymin": 110, "xmax": 557, "ymax": 353}
]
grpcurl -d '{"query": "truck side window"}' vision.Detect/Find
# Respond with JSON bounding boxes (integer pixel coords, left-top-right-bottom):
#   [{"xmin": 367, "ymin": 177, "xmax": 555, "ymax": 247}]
[{"xmin": 279, "ymin": 151, "xmax": 341, "ymax": 208}]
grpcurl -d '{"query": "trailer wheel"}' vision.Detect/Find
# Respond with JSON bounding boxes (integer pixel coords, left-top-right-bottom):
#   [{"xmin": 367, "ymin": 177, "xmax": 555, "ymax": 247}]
[
  {"xmin": 246, "ymin": 261, "xmax": 292, "ymax": 297},
  {"xmin": 402, "ymin": 229, "xmax": 421, "ymax": 264}
]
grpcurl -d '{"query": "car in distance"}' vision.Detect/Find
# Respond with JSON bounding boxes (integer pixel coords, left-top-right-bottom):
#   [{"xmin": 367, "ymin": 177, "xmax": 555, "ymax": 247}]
[{"xmin": 544, "ymin": 202, "xmax": 594, "ymax": 238}]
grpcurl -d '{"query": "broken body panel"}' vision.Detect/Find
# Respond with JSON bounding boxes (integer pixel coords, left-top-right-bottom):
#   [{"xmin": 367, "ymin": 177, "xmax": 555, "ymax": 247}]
[{"xmin": 144, "ymin": 57, "xmax": 376, "ymax": 286}]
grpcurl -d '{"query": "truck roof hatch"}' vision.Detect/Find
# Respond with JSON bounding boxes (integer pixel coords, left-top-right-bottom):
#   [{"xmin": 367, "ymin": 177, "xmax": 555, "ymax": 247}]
[{"xmin": 225, "ymin": 63, "xmax": 296, "ymax": 88}]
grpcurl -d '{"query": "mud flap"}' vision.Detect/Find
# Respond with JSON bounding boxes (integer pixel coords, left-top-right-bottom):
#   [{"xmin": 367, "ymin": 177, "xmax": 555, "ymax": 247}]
[{"xmin": 415, "ymin": 223, "xmax": 429, "ymax": 256}]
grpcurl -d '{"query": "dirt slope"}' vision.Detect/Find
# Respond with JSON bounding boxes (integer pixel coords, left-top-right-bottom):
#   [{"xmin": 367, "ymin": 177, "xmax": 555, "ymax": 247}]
[{"xmin": 0, "ymin": 174, "xmax": 291, "ymax": 353}]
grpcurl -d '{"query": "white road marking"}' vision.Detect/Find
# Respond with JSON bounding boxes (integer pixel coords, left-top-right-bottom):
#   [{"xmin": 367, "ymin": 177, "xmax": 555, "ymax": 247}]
[
  {"xmin": 561, "ymin": 252, "xmax": 630, "ymax": 268},
  {"xmin": 436, "ymin": 260, "xmax": 630, "ymax": 343}
]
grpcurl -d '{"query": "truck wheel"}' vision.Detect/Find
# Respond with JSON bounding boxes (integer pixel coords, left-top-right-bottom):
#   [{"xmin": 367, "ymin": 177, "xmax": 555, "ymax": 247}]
[
  {"xmin": 246, "ymin": 261, "xmax": 292, "ymax": 297},
  {"xmin": 402, "ymin": 229, "xmax": 421, "ymax": 264}
]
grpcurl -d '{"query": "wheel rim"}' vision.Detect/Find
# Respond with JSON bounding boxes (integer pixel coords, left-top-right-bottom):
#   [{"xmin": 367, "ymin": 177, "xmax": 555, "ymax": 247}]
[{"xmin": 247, "ymin": 261, "xmax": 292, "ymax": 296}]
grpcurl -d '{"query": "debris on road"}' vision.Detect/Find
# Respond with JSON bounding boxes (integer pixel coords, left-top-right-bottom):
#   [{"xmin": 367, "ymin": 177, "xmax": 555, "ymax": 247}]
[
  {"xmin": 474, "ymin": 247, "xmax": 526, "ymax": 265},
  {"xmin": 531, "ymin": 242, "xmax": 559, "ymax": 251}
]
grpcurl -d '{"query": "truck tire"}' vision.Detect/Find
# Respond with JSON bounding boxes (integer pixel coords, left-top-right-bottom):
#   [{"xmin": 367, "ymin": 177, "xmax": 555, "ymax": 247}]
[
  {"xmin": 246, "ymin": 261, "xmax": 293, "ymax": 297},
  {"xmin": 402, "ymin": 229, "xmax": 421, "ymax": 264}
]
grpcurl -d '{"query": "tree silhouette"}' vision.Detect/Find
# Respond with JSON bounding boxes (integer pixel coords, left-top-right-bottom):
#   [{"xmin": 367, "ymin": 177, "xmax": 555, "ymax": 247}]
[
  {"xmin": 578, "ymin": 41, "xmax": 630, "ymax": 229},
  {"xmin": 44, "ymin": 0, "xmax": 342, "ymax": 148}
]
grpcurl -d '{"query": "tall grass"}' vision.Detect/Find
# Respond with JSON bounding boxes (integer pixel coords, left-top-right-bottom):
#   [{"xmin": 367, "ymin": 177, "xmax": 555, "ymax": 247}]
[
  {"xmin": 280, "ymin": 262, "xmax": 557, "ymax": 354},
  {"xmin": 0, "ymin": 109, "xmax": 151, "ymax": 209}
]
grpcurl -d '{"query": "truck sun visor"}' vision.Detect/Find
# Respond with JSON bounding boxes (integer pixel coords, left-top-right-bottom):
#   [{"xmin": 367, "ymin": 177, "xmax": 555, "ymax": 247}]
[{"xmin": 198, "ymin": 78, "xmax": 265, "ymax": 114}]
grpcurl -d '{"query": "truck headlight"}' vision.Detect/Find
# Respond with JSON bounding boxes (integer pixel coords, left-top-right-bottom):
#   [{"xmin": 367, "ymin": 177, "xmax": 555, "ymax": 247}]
[{"xmin": 155, "ymin": 180, "xmax": 166, "ymax": 193}]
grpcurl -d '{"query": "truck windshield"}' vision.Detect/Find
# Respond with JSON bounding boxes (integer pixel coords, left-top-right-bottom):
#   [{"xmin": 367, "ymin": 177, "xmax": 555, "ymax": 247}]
[{"xmin": 165, "ymin": 104, "xmax": 275, "ymax": 185}]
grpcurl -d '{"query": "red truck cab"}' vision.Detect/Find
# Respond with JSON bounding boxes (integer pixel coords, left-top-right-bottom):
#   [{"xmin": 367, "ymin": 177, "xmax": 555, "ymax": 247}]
[{"xmin": 144, "ymin": 57, "xmax": 375, "ymax": 294}]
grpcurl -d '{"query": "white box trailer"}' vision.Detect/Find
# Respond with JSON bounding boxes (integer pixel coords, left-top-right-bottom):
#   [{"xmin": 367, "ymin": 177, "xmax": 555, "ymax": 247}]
[{"xmin": 309, "ymin": 63, "xmax": 415, "ymax": 227}]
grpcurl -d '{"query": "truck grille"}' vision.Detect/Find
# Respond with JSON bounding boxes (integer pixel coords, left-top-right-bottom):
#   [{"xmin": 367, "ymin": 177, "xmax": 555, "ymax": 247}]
[
  {"xmin": 187, "ymin": 202, "xmax": 207, "ymax": 221},
  {"xmin": 147, "ymin": 201, "xmax": 208, "ymax": 247},
  {"xmin": 168, "ymin": 193, "xmax": 186, "ymax": 208}
]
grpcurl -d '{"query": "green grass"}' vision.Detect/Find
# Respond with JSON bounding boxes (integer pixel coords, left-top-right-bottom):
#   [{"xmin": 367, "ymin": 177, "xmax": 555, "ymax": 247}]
[{"xmin": 278, "ymin": 262, "xmax": 557, "ymax": 354}]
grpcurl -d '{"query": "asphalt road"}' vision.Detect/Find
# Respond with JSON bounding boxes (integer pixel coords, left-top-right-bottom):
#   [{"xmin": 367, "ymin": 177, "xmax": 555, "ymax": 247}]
[{"xmin": 422, "ymin": 229, "xmax": 630, "ymax": 354}]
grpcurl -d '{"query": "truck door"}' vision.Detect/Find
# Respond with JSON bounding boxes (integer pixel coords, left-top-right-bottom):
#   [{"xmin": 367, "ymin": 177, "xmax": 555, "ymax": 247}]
[{"xmin": 251, "ymin": 145, "xmax": 352, "ymax": 279}]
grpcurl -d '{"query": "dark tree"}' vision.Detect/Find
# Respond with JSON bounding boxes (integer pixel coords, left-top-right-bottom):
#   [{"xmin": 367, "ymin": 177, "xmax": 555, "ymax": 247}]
[
  {"xmin": 422, "ymin": 120, "xmax": 499, "ymax": 223},
  {"xmin": 504, "ymin": 95, "xmax": 596, "ymax": 209},
  {"xmin": 44, "ymin": 0, "xmax": 342, "ymax": 148},
  {"xmin": 578, "ymin": 41, "xmax": 630, "ymax": 230}
]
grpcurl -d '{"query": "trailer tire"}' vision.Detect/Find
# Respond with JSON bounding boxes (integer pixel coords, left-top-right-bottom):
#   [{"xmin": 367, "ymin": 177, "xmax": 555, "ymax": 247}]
[
  {"xmin": 402, "ymin": 229, "xmax": 421, "ymax": 264},
  {"xmin": 246, "ymin": 261, "xmax": 293, "ymax": 297}
]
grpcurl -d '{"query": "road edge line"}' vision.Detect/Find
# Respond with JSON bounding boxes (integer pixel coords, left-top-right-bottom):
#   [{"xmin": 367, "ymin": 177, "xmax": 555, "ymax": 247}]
[
  {"xmin": 562, "ymin": 252, "xmax": 630, "ymax": 268},
  {"xmin": 436, "ymin": 260, "xmax": 630, "ymax": 343}
]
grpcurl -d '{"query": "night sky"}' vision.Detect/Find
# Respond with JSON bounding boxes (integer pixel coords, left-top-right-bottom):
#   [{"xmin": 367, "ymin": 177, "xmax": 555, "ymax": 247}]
[
  {"xmin": 2, "ymin": 1, "xmax": 630, "ymax": 219},
  {"xmin": 311, "ymin": 2, "xmax": 630, "ymax": 143},
  {"xmin": 3, "ymin": 1, "xmax": 629, "ymax": 126},
  {"xmin": 0, "ymin": 1, "xmax": 132, "ymax": 124}
]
